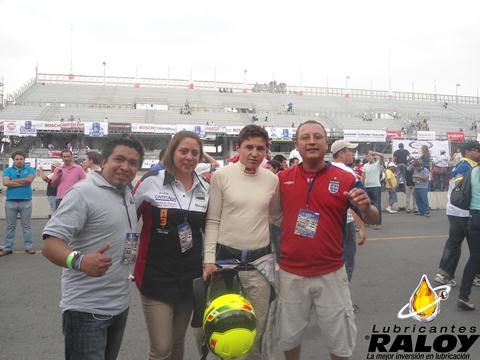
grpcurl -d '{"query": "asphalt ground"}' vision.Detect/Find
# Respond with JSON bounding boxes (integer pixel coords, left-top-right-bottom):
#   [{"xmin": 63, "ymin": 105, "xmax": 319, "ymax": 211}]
[{"xmin": 1, "ymin": 211, "xmax": 479, "ymax": 360}]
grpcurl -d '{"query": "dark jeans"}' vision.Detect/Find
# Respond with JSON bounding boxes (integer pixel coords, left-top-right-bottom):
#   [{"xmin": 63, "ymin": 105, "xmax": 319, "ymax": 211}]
[
  {"xmin": 414, "ymin": 188, "xmax": 430, "ymax": 215},
  {"xmin": 438, "ymin": 216, "xmax": 469, "ymax": 279},
  {"xmin": 63, "ymin": 308, "xmax": 129, "ymax": 360},
  {"xmin": 459, "ymin": 214, "xmax": 480, "ymax": 300},
  {"xmin": 343, "ymin": 221, "xmax": 356, "ymax": 282},
  {"xmin": 366, "ymin": 186, "xmax": 382, "ymax": 225}
]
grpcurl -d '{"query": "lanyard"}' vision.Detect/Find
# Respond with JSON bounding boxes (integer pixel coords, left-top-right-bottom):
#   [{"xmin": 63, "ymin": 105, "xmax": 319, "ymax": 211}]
[
  {"xmin": 305, "ymin": 172, "xmax": 321, "ymax": 210},
  {"xmin": 122, "ymin": 194, "xmax": 133, "ymax": 232},
  {"xmin": 170, "ymin": 183, "xmax": 194, "ymax": 223}
]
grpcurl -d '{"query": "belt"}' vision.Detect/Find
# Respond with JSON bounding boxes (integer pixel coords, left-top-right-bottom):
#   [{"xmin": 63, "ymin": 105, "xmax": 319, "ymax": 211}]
[
  {"xmin": 216, "ymin": 244, "xmax": 271, "ymax": 264},
  {"xmin": 6, "ymin": 199, "xmax": 31, "ymax": 202},
  {"xmin": 471, "ymin": 209, "xmax": 480, "ymax": 214}
]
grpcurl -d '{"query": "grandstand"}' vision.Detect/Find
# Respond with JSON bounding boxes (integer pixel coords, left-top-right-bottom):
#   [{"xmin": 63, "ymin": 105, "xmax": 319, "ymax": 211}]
[{"xmin": 1, "ymin": 72, "xmax": 479, "ymax": 166}]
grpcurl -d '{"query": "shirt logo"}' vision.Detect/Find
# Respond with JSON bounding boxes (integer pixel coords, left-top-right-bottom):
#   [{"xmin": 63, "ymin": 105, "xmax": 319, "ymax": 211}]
[
  {"xmin": 283, "ymin": 180, "xmax": 295, "ymax": 185},
  {"xmin": 328, "ymin": 179, "xmax": 340, "ymax": 194}
]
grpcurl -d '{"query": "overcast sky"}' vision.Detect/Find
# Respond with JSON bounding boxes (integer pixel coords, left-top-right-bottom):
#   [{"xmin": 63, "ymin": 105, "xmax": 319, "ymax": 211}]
[{"xmin": 1, "ymin": 0, "xmax": 479, "ymax": 96}]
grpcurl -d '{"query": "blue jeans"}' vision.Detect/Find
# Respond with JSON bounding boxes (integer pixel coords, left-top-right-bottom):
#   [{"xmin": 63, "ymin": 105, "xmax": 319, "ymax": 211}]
[
  {"xmin": 387, "ymin": 188, "xmax": 398, "ymax": 206},
  {"xmin": 48, "ymin": 196, "xmax": 56, "ymax": 213},
  {"xmin": 4, "ymin": 200, "xmax": 33, "ymax": 251},
  {"xmin": 343, "ymin": 221, "xmax": 356, "ymax": 282},
  {"xmin": 459, "ymin": 213, "xmax": 480, "ymax": 300},
  {"xmin": 438, "ymin": 216, "xmax": 469, "ymax": 279},
  {"xmin": 63, "ymin": 308, "xmax": 129, "ymax": 360},
  {"xmin": 414, "ymin": 188, "xmax": 430, "ymax": 215},
  {"xmin": 366, "ymin": 186, "xmax": 382, "ymax": 225}
]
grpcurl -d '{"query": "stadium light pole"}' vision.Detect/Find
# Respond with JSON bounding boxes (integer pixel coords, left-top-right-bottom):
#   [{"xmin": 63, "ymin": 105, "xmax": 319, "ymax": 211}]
[
  {"xmin": 456, "ymin": 83, "xmax": 460, "ymax": 103},
  {"xmin": 345, "ymin": 75, "xmax": 350, "ymax": 89}
]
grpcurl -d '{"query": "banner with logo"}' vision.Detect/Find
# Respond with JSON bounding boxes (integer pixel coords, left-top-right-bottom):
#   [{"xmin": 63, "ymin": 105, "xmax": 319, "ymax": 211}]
[
  {"xmin": 131, "ymin": 123, "xmax": 176, "ymax": 134},
  {"xmin": 155, "ymin": 125, "xmax": 176, "ymax": 134},
  {"xmin": 225, "ymin": 126, "xmax": 243, "ymax": 135},
  {"xmin": 417, "ymin": 131, "xmax": 436, "ymax": 141},
  {"xmin": 343, "ymin": 129, "xmax": 386, "ymax": 142},
  {"xmin": 3, "ymin": 120, "xmax": 37, "ymax": 136},
  {"xmin": 108, "ymin": 123, "xmax": 132, "ymax": 133},
  {"xmin": 176, "ymin": 124, "xmax": 205, "ymax": 137},
  {"xmin": 141, "ymin": 159, "xmax": 159, "ymax": 169},
  {"xmin": 205, "ymin": 125, "xmax": 227, "ymax": 134},
  {"xmin": 386, "ymin": 129, "xmax": 403, "ymax": 140},
  {"xmin": 446, "ymin": 131, "xmax": 465, "ymax": 141},
  {"xmin": 37, "ymin": 121, "xmax": 63, "ymax": 131},
  {"xmin": 3, "ymin": 121, "xmax": 18, "ymax": 135},
  {"xmin": 392, "ymin": 139, "xmax": 449, "ymax": 162},
  {"xmin": 36, "ymin": 158, "xmax": 63, "ymax": 170},
  {"xmin": 84, "ymin": 122, "xmax": 108, "ymax": 137},
  {"xmin": 60, "ymin": 122, "xmax": 84, "ymax": 131},
  {"xmin": 265, "ymin": 127, "xmax": 295, "ymax": 140}
]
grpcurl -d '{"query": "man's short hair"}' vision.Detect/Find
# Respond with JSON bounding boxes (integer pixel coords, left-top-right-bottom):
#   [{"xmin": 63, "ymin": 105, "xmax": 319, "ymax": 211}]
[
  {"xmin": 461, "ymin": 142, "xmax": 480, "ymax": 156},
  {"xmin": 11, "ymin": 150, "xmax": 26, "ymax": 160},
  {"xmin": 267, "ymin": 159, "xmax": 282, "ymax": 173},
  {"xmin": 289, "ymin": 157, "xmax": 299, "ymax": 166},
  {"xmin": 86, "ymin": 151, "xmax": 102, "ymax": 165},
  {"xmin": 295, "ymin": 120, "xmax": 327, "ymax": 141},
  {"xmin": 273, "ymin": 154, "xmax": 287, "ymax": 162},
  {"xmin": 101, "ymin": 135, "xmax": 145, "ymax": 167},
  {"xmin": 398, "ymin": 143, "xmax": 404, "ymax": 149},
  {"xmin": 237, "ymin": 125, "xmax": 269, "ymax": 147},
  {"xmin": 61, "ymin": 149, "xmax": 72, "ymax": 157}
]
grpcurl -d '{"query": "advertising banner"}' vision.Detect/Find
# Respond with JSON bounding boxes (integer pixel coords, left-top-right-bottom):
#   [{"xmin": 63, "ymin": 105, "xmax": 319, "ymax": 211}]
[
  {"xmin": 205, "ymin": 125, "xmax": 227, "ymax": 134},
  {"xmin": 266, "ymin": 127, "xmax": 295, "ymax": 140},
  {"xmin": 417, "ymin": 131, "xmax": 436, "ymax": 141},
  {"xmin": 108, "ymin": 123, "xmax": 132, "ymax": 133},
  {"xmin": 343, "ymin": 129, "xmax": 386, "ymax": 142},
  {"xmin": 446, "ymin": 131, "xmax": 465, "ymax": 141},
  {"xmin": 3, "ymin": 121, "xmax": 18, "ymax": 136},
  {"xmin": 141, "ymin": 159, "xmax": 159, "ymax": 169},
  {"xmin": 225, "ymin": 126, "xmax": 243, "ymax": 135},
  {"xmin": 386, "ymin": 129, "xmax": 403, "ymax": 140},
  {"xmin": 37, "ymin": 121, "xmax": 63, "ymax": 131},
  {"xmin": 154, "ymin": 125, "xmax": 176, "ymax": 134},
  {"xmin": 392, "ymin": 139, "xmax": 449, "ymax": 162},
  {"xmin": 3, "ymin": 120, "xmax": 37, "ymax": 136},
  {"xmin": 176, "ymin": 124, "xmax": 205, "ymax": 137},
  {"xmin": 84, "ymin": 122, "xmax": 108, "ymax": 137},
  {"xmin": 36, "ymin": 158, "xmax": 63, "ymax": 171}
]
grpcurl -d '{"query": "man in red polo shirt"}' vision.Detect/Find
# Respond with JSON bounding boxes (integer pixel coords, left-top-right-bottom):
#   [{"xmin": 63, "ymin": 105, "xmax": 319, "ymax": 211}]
[{"xmin": 276, "ymin": 120, "xmax": 378, "ymax": 360}]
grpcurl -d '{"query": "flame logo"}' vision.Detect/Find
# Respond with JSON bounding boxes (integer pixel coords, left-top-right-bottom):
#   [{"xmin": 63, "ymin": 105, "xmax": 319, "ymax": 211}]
[{"xmin": 397, "ymin": 275, "xmax": 451, "ymax": 322}]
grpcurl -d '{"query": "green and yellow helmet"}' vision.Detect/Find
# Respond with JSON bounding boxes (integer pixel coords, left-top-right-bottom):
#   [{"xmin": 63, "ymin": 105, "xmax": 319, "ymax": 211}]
[{"xmin": 203, "ymin": 293, "xmax": 257, "ymax": 359}]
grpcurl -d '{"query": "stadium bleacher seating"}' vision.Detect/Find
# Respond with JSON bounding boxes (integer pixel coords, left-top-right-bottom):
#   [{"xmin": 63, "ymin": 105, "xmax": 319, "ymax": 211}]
[{"xmin": 1, "ymin": 73, "xmax": 479, "ymax": 139}]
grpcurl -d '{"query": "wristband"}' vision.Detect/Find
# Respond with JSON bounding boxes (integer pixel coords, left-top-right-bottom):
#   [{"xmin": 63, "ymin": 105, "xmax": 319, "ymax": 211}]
[
  {"xmin": 72, "ymin": 254, "xmax": 84, "ymax": 272},
  {"xmin": 66, "ymin": 251, "xmax": 80, "ymax": 269}
]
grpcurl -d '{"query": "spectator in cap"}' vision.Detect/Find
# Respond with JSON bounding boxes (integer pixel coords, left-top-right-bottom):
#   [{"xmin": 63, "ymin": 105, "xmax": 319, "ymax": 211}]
[{"xmin": 331, "ymin": 139, "xmax": 367, "ymax": 287}]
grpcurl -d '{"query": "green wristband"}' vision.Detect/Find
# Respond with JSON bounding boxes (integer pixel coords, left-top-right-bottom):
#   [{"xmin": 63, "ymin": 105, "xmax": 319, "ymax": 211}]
[{"xmin": 66, "ymin": 251, "xmax": 77, "ymax": 269}]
